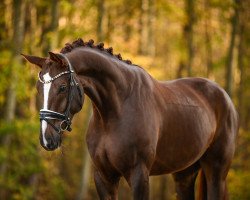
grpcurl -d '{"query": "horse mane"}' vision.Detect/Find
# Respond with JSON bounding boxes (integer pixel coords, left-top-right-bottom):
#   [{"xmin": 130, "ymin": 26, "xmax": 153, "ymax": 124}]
[{"xmin": 60, "ymin": 38, "xmax": 133, "ymax": 65}]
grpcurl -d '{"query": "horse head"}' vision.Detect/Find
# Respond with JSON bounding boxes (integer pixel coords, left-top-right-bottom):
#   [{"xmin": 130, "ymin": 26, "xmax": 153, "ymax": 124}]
[{"xmin": 22, "ymin": 52, "xmax": 84, "ymax": 151}]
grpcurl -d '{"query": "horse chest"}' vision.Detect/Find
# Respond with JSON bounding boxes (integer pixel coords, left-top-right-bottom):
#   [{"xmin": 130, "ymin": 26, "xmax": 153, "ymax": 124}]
[{"xmin": 86, "ymin": 124, "xmax": 156, "ymax": 175}]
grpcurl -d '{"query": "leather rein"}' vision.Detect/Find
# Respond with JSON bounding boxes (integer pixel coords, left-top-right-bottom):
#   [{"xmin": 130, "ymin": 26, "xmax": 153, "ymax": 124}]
[{"xmin": 38, "ymin": 53, "xmax": 82, "ymax": 133}]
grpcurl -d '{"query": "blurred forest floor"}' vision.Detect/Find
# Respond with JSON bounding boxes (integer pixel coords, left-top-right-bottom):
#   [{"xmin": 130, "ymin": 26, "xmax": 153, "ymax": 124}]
[{"xmin": 0, "ymin": 0, "xmax": 250, "ymax": 199}]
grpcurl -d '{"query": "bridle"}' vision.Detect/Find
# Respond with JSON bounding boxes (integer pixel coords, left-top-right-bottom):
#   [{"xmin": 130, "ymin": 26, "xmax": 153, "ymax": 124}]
[{"xmin": 39, "ymin": 53, "xmax": 82, "ymax": 133}]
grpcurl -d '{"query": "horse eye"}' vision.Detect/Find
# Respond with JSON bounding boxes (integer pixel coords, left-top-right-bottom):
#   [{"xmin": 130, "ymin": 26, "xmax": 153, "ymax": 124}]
[{"xmin": 59, "ymin": 85, "xmax": 67, "ymax": 93}]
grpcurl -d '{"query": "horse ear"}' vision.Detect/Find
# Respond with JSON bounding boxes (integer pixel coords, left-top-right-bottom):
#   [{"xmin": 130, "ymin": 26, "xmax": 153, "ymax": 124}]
[
  {"xmin": 48, "ymin": 51, "xmax": 64, "ymax": 65},
  {"xmin": 21, "ymin": 54, "xmax": 46, "ymax": 68}
]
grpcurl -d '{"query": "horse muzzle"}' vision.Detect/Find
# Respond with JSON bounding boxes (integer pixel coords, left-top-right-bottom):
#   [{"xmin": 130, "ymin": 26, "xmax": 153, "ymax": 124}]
[{"xmin": 39, "ymin": 130, "xmax": 62, "ymax": 151}]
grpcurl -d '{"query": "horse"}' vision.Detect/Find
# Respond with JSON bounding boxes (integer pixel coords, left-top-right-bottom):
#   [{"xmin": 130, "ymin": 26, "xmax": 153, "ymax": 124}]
[{"xmin": 22, "ymin": 38, "xmax": 239, "ymax": 200}]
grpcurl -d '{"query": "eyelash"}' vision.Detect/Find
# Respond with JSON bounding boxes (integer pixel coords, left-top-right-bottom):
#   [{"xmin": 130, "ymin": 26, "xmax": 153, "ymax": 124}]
[{"xmin": 59, "ymin": 85, "xmax": 67, "ymax": 93}]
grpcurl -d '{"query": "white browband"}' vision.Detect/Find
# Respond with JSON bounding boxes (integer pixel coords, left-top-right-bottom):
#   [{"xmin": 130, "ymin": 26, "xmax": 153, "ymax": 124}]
[{"xmin": 38, "ymin": 71, "xmax": 71, "ymax": 84}]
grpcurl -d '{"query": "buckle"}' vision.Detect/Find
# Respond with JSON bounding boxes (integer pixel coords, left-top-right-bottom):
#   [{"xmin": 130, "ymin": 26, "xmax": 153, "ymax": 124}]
[{"xmin": 60, "ymin": 120, "xmax": 71, "ymax": 132}]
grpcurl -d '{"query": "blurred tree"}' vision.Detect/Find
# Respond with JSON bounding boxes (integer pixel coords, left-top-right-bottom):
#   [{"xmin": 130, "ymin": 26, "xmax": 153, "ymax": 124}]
[
  {"xmin": 0, "ymin": 1, "xmax": 6, "ymax": 44},
  {"xmin": 237, "ymin": 0, "xmax": 248, "ymax": 128},
  {"xmin": 97, "ymin": 0, "xmax": 105, "ymax": 42},
  {"xmin": 225, "ymin": 0, "xmax": 240, "ymax": 97},
  {"xmin": 5, "ymin": 0, "xmax": 26, "ymax": 122},
  {"xmin": 138, "ymin": 0, "xmax": 156, "ymax": 55},
  {"xmin": 76, "ymin": 102, "xmax": 92, "ymax": 200},
  {"xmin": 147, "ymin": 0, "xmax": 156, "ymax": 56},
  {"xmin": 204, "ymin": 0, "xmax": 213, "ymax": 78},
  {"xmin": 106, "ymin": 5, "xmax": 114, "ymax": 44},
  {"xmin": 159, "ymin": 176, "xmax": 168, "ymax": 200},
  {"xmin": 46, "ymin": 0, "xmax": 59, "ymax": 52},
  {"xmin": 138, "ymin": 0, "xmax": 146, "ymax": 54},
  {"xmin": 138, "ymin": 0, "xmax": 149, "ymax": 55},
  {"xmin": 184, "ymin": 0, "xmax": 195, "ymax": 77}
]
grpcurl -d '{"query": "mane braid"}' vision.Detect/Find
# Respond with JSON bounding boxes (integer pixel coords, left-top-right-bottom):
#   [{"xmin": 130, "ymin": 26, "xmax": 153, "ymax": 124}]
[{"xmin": 59, "ymin": 38, "xmax": 133, "ymax": 65}]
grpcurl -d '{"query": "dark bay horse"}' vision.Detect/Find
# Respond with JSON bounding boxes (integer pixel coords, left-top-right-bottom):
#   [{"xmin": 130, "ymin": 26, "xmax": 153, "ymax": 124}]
[{"xmin": 23, "ymin": 39, "xmax": 239, "ymax": 200}]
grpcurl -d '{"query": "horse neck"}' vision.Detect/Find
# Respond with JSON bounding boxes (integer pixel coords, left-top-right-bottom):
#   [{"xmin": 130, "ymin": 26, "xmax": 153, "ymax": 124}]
[{"xmin": 67, "ymin": 49, "xmax": 131, "ymax": 120}]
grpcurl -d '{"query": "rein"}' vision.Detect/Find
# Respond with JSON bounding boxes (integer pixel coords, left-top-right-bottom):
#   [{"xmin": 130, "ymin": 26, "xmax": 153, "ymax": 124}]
[{"xmin": 39, "ymin": 53, "xmax": 81, "ymax": 133}]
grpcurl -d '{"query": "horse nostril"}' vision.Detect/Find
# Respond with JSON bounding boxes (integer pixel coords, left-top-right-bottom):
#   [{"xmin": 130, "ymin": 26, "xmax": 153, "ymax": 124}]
[
  {"xmin": 45, "ymin": 137, "xmax": 60, "ymax": 150},
  {"xmin": 46, "ymin": 143, "xmax": 52, "ymax": 149},
  {"xmin": 46, "ymin": 138, "xmax": 55, "ymax": 148}
]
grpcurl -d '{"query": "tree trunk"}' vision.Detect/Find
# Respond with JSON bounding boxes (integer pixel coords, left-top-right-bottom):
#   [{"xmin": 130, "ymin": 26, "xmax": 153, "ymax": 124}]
[
  {"xmin": 176, "ymin": 61, "xmax": 185, "ymax": 78},
  {"xmin": 50, "ymin": 0, "xmax": 59, "ymax": 49},
  {"xmin": 237, "ymin": 0, "xmax": 247, "ymax": 129},
  {"xmin": 159, "ymin": 176, "xmax": 168, "ymax": 200},
  {"xmin": 40, "ymin": 0, "xmax": 59, "ymax": 54},
  {"xmin": 2, "ymin": 0, "xmax": 12, "ymax": 45},
  {"xmin": 138, "ymin": 0, "xmax": 143, "ymax": 54},
  {"xmin": 204, "ymin": 0, "xmax": 213, "ymax": 78},
  {"xmin": 138, "ymin": 0, "xmax": 155, "ymax": 56},
  {"xmin": 184, "ymin": 0, "xmax": 195, "ymax": 77},
  {"xmin": 146, "ymin": 0, "xmax": 155, "ymax": 56},
  {"xmin": 225, "ymin": 0, "xmax": 240, "ymax": 97},
  {"xmin": 106, "ymin": 8, "xmax": 113, "ymax": 44},
  {"xmin": 0, "ymin": 1, "xmax": 6, "ymax": 42},
  {"xmin": 123, "ymin": 3, "xmax": 133, "ymax": 42},
  {"xmin": 75, "ymin": 103, "xmax": 92, "ymax": 200},
  {"xmin": 97, "ymin": 0, "xmax": 105, "ymax": 42},
  {"xmin": 75, "ymin": 151, "xmax": 92, "ymax": 200},
  {"xmin": 5, "ymin": 0, "xmax": 26, "ymax": 122},
  {"xmin": 138, "ymin": 0, "xmax": 148, "ymax": 55},
  {"xmin": 28, "ymin": 1, "xmax": 39, "ymax": 115}
]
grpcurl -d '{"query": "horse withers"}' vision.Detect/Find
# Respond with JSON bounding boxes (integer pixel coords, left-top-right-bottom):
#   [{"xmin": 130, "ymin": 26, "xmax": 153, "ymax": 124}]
[{"xmin": 23, "ymin": 39, "xmax": 239, "ymax": 200}]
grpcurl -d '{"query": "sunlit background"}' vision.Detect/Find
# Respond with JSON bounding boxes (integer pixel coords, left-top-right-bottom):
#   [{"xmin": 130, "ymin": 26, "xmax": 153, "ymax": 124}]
[{"xmin": 0, "ymin": 0, "xmax": 249, "ymax": 199}]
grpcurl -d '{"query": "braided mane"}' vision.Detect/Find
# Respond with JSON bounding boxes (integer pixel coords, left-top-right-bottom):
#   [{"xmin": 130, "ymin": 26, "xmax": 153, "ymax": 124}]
[{"xmin": 60, "ymin": 38, "xmax": 133, "ymax": 65}]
